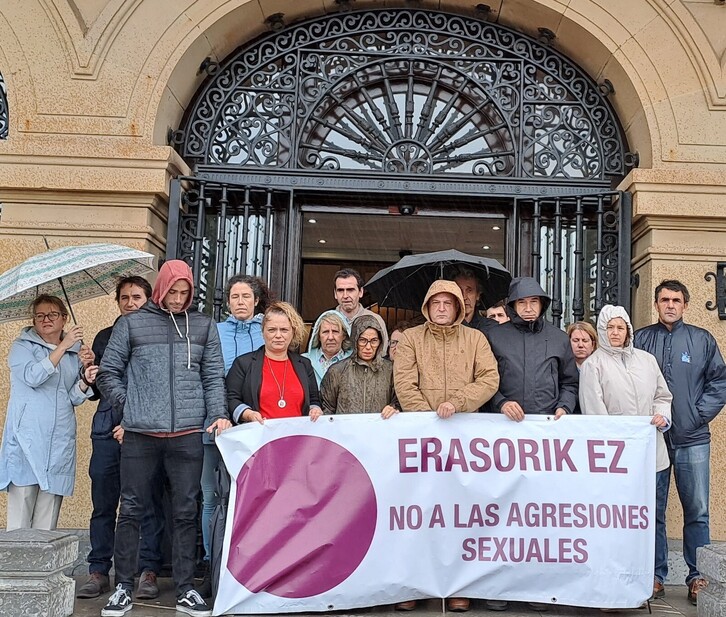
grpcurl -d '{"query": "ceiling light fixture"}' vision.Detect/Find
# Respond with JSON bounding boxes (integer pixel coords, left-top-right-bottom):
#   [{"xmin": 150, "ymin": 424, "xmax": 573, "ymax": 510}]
[
  {"xmin": 308, "ymin": 218, "xmax": 317, "ymax": 224},
  {"xmin": 318, "ymin": 239, "xmax": 326, "ymax": 244},
  {"xmin": 492, "ymin": 225, "xmax": 501, "ymax": 231},
  {"xmin": 482, "ymin": 245, "xmax": 490, "ymax": 250}
]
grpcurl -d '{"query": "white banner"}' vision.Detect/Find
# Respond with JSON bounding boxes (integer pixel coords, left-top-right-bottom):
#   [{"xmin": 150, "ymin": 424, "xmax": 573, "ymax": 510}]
[{"xmin": 214, "ymin": 413, "xmax": 656, "ymax": 615}]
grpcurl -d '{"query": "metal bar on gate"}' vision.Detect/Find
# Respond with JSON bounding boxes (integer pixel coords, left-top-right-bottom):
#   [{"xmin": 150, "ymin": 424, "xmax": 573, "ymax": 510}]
[
  {"xmin": 509, "ymin": 197, "xmax": 519, "ymax": 278},
  {"xmin": 618, "ymin": 191, "xmax": 633, "ymax": 314},
  {"xmin": 240, "ymin": 187, "xmax": 251, "ymax": 273},
  {"xmin": 212, "ymin": 185, "xmax": 229, "ymax": 322},
  {"xmin": 532, "ymin": 198, "xmax": 541, "ymax": 280},
  {"xmin": 572, "ymin": 196, "xmax": 585, "ymax": 322},
  {"xmin": 282, "ymin": 190, "xmax": 299, "ymax": 302},
  {"xmin": 229, "ymin": 211, "xmax": 240, "ymax": 281},
  {"xmin": 594, "ymin": 195, "xmax": 605, "ymax": 313},
  {"xmin": 192, "ymin": 181, "xmax": 206, "ymax": 294},
  {"xmin": 261, "ymin": 189, "xmax": 274, "ymax": 279},
  {"xmin": 552, "ymin": 198, "xmax": 563, "ymax": 327},
  {"xmin": 166, "ymin": 179, "xmax": 182, "ymax": 262}
]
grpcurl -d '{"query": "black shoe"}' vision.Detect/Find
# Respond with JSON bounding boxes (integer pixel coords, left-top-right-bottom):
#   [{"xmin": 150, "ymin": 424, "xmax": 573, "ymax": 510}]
[
  {"xmin": 76, "ymin": 572, "xmax": 110, "ymax": 599},
  {"xmin": 177, "ymin": 589, "xmax": 212, "ymax": 616},
  {"xmin": 101, "ymin": 584, "xmax": 133, "ymax": 616}
]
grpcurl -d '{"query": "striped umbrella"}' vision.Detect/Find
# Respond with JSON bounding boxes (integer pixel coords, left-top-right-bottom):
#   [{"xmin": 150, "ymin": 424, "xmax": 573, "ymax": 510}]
[{"xmin": 0, "ymin": 243, "xmax": 156, "ymax": 323}]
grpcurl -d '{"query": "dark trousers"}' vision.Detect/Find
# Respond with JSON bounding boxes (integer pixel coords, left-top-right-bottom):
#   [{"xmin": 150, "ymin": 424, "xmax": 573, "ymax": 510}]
[
  {"xmin": 88, "ymin": 437, "xmax": 165, "ymax": 576},
  {"xmin": 114, "ymin": 431, "xmax": 203, "ymax": 596}
]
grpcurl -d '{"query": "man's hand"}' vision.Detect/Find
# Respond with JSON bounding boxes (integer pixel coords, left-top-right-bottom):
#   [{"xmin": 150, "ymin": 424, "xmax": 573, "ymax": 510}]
[
  {"xmin": 208, "ymin": 418, "xmax": 232, "ymax": 435},
  {"xmin": 436, "ymin": 401, "xmax": 456, "ymax": 419},
  {"xmin": 501, "ymin": 400, "xmax": 525, "ymax": 422},
  {"xmin": 84, "ymin": 365, "xmax": 98, "ymax": 385},
  {"xmin": 381, "ymin": 405, "xmax": 399, "ymax": 420},
  {"xmin": 79, "ymin": 344, "xmax": 95, "ymax": 368},
  {"xmin": 651, "ymin": 413, "xmax": 669, "ymax": 429},
  {"xmin": 112, "ymin": 425, "xmax": 124, "ymax": 445},
  {"xmin": 554, "ymin": 407, "xmax": 567, "ymax": 420}
]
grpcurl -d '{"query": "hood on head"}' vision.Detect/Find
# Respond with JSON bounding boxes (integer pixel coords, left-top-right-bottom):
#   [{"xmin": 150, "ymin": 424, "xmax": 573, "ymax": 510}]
[
  {"xmin": 152, "ymin": 260, "xmax": 194, "ymax": 312},
  {"xmin": 307, "ymin": 309, "xmax": 351, "ymax": 352},
  {"xmin": 421, "ymin": 280, "xmax": 465, "ymax": 327},
  {"xmin": 351, "ymin": 314, "xmax": 385, "ymax": 361},
  {"xmin": 596, "ymin": 304, "xmax": 634, "ymax": 351},
  {"xmin": 506, "ymin": 277, "xmax": 551, "ymax": 315}
]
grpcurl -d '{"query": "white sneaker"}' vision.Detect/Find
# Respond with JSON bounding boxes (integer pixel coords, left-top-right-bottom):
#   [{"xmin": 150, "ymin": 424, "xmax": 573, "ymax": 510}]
[
  {"xmin": 176, "ymin": 588, "xmax": 212, "ymax": 617},
  {"xmin": 101, "ymin": 584, "xmax": 133, "ymax": 616}
]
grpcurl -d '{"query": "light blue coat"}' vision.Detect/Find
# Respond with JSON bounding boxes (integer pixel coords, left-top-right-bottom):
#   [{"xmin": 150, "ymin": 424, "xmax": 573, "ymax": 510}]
[
  {"xmin": 217, "ymin": 313, "xmax": 264, "ymax": 375},
  {"xmin": 0, "ymin": 327, "xmax": 90, "ymax": 496}
]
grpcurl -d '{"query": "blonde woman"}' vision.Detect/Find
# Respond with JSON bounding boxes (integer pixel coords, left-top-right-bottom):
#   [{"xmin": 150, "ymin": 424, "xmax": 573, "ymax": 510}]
[
  {"xmin": 567, "ymin": 321, "xmax": 598, "ymax": 370},
  {"xmin": 226, "ymin": 302, "xmax": 322, "ymax": 423}
]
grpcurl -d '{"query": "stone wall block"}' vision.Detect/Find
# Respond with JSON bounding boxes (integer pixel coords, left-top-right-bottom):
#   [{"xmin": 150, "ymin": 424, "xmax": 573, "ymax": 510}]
[
  {"xmin": 697, "ymin": 544, "xmax": 726, "ymax": 584},
  {"xmin": 0, "ymin": 530, "xmax": 78, "ymax": 617},
  {"xmin": 698, "ymin": 588, "xmax": 726, "ymax": 617},
  {"xmin": 697, "ymin": 544, "xmax": 726, "ymax": 617}
]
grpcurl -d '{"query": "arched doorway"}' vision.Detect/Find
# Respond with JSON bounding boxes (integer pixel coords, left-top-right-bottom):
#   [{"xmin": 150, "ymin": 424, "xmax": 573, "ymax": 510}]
[{"xmin": 170, "ymin": 8, "xmax": 631, "ymax": 325}]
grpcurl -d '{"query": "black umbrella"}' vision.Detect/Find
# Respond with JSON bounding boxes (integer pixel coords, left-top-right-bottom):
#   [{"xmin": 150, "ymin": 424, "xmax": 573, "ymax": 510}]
[{"xmin": 365, "ymin": 249, "xmax": 511, "ymax": 312}]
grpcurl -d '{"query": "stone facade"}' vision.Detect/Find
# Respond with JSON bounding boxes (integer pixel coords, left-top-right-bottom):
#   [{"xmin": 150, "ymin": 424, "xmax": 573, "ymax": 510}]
[
  {"xmin": 0, "ymin": 0, "xmax": 725, "ymax": 548},
  {"xmin": 0, "ymin": 529, "xmax": 78, "ymax": 617}
]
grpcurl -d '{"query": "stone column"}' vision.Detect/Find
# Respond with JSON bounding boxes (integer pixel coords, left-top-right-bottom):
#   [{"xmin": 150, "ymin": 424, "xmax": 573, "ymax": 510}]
[
  {"xmin": 697, "ymin": 543, "xmax": 726, "ymax": 616},
  {"xmin": 0, "ymin": 529, "xmax": 78, "ymax": 617}
]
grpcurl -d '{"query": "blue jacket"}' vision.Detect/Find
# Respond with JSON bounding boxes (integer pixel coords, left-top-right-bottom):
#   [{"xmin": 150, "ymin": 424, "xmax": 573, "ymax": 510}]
[
  {"xmin": 217, "ymin": 314, "xmax": 263, "ymax": 375},
  {"xmin": 88, "ymin": 320, "xmax": 121, "ymax": 439},
  {"xmin": 0, "ymin": 327, "xmax": 91, "ymax": 496},
  {"xmin": 634, "ymin": 319, "xmax": 726, "ymax": 448}
]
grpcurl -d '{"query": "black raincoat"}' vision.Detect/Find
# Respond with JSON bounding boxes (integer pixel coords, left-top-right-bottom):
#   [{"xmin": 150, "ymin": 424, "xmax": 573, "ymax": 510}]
[{"xmin": 485, "ymin": 277, "xmax": 579, "ymax": 414}]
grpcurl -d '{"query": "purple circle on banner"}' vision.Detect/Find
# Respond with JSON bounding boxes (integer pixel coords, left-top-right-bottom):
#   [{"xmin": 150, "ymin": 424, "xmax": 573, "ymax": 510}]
[{"xmin": 227, "ymin": 435, "xmax": 378, "ymax": 598}]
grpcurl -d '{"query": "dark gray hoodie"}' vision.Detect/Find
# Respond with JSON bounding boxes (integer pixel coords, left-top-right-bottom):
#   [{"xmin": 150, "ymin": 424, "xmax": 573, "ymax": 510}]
[{"xmin": 485, "ymin": 277, "xmax": 579, "ymax": 414}]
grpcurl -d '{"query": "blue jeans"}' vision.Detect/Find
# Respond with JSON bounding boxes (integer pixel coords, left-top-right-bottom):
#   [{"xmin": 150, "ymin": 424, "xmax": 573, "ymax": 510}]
[
  {"xmin": 654, "ymin": 443, "xmax": 710, "ymax": 585},
  {"xmin": 115, "ymin": 432, "xmax": 203, "ymax": 596},
  {"xmin": 87, "ymin": 437, "xmax": 164, "ymax": 576},
  {"xmin": 200, "ymin": 444, "xmax": 221, "ymax": 561}
]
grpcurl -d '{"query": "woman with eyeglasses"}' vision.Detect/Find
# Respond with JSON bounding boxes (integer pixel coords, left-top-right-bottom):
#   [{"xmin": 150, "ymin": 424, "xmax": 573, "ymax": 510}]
[
  {"xmin": 0, "ymin": 295, "xmax": 97, "ymax": 530},
  {"xmin": 226, "ymin": 302, "xmax": 323, "ymax": 424},
  {"xmin": 320, "ymin": 315, "xmax": 399, "ymax": 417}
]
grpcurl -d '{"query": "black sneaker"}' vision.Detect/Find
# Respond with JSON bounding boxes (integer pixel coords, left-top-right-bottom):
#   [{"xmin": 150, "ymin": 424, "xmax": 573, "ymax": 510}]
[
  {"xmin": 176, "ymin": 589, "xmax": 212, "ymax": 616},
  {"xmin": 101, "ymin": 584, "xmax": 133, "ymax": 616}
]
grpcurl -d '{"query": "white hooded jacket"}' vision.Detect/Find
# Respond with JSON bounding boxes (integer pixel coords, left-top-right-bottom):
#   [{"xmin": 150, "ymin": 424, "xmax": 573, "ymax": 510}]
[{"xmin": 579, "ymin": 305, "xmax": 673, "ymax": 471}]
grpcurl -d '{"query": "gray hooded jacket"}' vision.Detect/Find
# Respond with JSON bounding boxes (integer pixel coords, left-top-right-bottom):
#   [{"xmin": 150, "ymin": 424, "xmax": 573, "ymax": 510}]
[{"xmin": 97, "ymin": 300, "xmax": 227, "ymax": 433}]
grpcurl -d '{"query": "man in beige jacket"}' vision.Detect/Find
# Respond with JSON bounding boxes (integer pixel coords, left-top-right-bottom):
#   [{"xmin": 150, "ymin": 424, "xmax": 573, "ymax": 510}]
[
  {"xmin": 394, "ymin": 279, "xmax": 499, "ymax": 418},
  {"xmin": 392, "ymin": 280, "xmax": 499, "ymax": 612}
]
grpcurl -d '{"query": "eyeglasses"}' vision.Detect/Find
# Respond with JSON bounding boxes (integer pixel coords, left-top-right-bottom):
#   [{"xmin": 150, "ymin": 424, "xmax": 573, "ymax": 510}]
[
  {"xmin": 357, "ymin": 337, "xmax": 380, "ymax": 348},
  {"xmin": 389, "ymin": 340, "xmax": 399, "ymax": 348},
  {"xmin": 33, "ymin": 312, "xmax": 62, "ymax": 322}
]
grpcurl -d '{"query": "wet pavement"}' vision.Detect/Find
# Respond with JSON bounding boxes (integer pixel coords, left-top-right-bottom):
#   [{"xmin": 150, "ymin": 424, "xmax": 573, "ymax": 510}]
[{"xmin": 69, "ymin": 576, "xmax": 698, "ymax": 617}]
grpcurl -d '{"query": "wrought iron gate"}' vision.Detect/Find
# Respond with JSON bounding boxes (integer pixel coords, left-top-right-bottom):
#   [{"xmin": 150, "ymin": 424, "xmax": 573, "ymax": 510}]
[
  {"xmin": 515, "ymin": 191, "xmax": 632, "ymax": 326},
  {"xmin": 166, "ymin": 178, "xmax": 294, "ymax": 321},
  {"xmin": 170, "ymin": 8, "xmax": 634, "ymax": 324}
]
